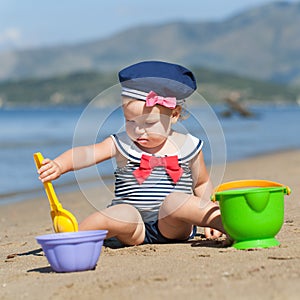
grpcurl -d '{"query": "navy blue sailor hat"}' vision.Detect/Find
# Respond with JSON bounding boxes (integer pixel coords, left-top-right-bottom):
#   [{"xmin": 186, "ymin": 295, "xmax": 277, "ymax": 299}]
[{"xmin": 118, "ymin": 61, "xmax": 197, "ymax": 106}]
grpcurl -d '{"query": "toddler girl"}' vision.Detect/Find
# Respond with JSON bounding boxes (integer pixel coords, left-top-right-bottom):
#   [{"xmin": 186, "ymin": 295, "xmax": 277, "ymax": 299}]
[{"xmin": 38, "ymin": 61, "xmax": 226, "ymax": 245}]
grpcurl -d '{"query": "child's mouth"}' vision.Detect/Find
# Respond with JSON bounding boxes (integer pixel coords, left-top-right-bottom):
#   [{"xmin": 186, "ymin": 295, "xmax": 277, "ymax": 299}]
[{"xmin": 136, "ymin": 138, "xmax": 148, "ymax": 144}]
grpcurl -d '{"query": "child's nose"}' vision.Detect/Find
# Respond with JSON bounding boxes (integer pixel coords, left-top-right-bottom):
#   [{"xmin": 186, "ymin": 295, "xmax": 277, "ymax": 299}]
[{"xmin": 135, "ymin": 125, "xmax": 146, "ymax": 135}]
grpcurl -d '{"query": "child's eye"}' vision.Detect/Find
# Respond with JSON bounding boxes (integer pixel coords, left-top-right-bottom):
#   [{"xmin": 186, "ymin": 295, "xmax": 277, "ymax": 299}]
[{"xmin": 145, "ymin": 119, "xmax": 159, "ymax": 125}]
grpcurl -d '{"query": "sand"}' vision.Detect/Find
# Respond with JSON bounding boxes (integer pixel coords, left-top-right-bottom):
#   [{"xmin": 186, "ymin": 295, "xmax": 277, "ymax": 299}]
[{"xmin": 1, "ymin": 150, "xmax": 300, "ymax": 300}]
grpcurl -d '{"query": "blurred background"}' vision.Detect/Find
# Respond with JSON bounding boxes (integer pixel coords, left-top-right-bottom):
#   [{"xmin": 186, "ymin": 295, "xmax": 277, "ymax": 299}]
[{"xmin": 1, "ymin": 0, "xmax": 300, "ymax": 204}]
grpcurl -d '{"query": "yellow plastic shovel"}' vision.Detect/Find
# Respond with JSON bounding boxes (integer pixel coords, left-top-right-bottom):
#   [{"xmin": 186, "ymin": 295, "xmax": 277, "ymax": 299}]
[{"xmin": 33, "ymin": 152, "xmax": 78, "ymax": 233}]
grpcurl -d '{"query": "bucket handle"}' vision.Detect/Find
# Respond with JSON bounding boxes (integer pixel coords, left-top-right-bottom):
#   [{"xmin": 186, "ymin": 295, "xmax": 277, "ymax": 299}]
[{"xmin": 211, "ymin": 179, "xmax": 291, "ymax": 202}]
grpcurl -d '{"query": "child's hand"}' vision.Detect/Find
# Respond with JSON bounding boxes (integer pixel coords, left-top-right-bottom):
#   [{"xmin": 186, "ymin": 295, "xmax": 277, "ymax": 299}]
[
  {"xmin": 38, "ymin": 158, "xmax": 62, "ymax": 182},
  {"xmin": 204, "ymin": 227, "xmax": 222, "ymax": 239}
]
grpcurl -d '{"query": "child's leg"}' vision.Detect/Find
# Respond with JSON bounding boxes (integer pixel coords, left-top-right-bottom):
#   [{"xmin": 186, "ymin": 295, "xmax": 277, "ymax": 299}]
[
  {"xmin": 79, "ymin": 204, "xmax": 145, "ymax": 246},
  {"xmin": 158, "ymin": 192, "xmax": 225, "ymax": 240}
]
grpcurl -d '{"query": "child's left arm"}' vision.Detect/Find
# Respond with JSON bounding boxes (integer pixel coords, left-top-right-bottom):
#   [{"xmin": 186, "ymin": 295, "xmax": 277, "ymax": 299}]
[{"xmin": 190, "ymin": 151, "xmax": 223, "ymax": 239}]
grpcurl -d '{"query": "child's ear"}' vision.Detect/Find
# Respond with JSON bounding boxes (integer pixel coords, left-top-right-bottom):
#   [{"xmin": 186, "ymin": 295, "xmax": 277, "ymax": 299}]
[{"xmin": 171, "ymin": 106, "xmax": 182, "ymax": 124}]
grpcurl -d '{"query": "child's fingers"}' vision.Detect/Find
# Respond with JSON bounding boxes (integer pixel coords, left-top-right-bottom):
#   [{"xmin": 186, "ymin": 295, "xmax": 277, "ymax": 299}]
[
  {"xmin": 40, "ymin": 173, "xmax": 58, "ymax": 182},
  {"xmin": 39, "ymin": 167, "xmax": 60, "ymax": 182},
  {"xmin": 37, "ymin": 159, "xmax": 52, "ymax": 174},
  {"xmin": 37, "ymin": 159, "xmax": 59, "ymax": 180},
  {"xmin": 36, "ymin": 158, "xmax": 61, "ymax": 182},
  {"xmin": 204, "ymin": 227, "xmax": 222, "ymax": 239},
  {"xmin": 211, "ymin": 229, "xmax": 222, "ymax": 238},
  {"xmin": 42, "ymin": 158, "xmax": 51, "ymax": 165}
]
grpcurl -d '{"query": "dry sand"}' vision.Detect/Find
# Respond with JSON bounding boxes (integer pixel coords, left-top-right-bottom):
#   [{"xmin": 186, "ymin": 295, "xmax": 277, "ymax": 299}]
[{"xmin": 1, "ymin": 150, "xmax": 300, "ymax": 300}]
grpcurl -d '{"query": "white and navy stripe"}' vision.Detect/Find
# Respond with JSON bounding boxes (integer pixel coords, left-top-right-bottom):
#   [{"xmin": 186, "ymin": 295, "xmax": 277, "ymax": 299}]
[
  {"xmin": 121, "ymin": 87, "xmax": 186, "ymax": 106},
  {"xmin": 109, "ymin": 132, "xmax": 203, "ymax": 222},
  {"xmin": 121, "ymin": 87, "xmax": 148, "ymax": 101},
  {"xmin": 111, "ymin": 132, "xmax": 203, "ymax": 164},
  {"xmin": 112, "ymin": 161, "xmax": 193, "ymax": 222}
]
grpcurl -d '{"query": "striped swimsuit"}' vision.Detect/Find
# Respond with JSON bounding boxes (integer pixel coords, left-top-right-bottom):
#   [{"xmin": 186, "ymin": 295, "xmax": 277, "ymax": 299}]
[{"xmin": 109, "ymin": 131, "xmax": 203, "ymax": 223}]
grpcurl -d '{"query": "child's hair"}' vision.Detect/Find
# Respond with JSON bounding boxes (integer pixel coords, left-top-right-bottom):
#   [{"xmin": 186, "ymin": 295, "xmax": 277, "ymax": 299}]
[{"xmin": 178, "ymin": 101, "xmax": 189, "ymax": 121}]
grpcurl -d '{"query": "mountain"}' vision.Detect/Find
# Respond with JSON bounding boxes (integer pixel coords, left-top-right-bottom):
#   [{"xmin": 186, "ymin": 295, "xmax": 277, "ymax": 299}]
[
  {"xmin": 0, "ymin": 1, "xmax": 300, "ymax": 85},
  {"xmin": 1, "ymin": 68, "xmax": 299, "ymax": 107}
]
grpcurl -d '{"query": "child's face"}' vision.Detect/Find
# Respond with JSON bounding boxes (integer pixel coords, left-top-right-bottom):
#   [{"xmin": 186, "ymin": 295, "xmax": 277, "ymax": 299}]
[{"xmin": 122, "ymin": 97, "xmax": 180, "ymax": 151}]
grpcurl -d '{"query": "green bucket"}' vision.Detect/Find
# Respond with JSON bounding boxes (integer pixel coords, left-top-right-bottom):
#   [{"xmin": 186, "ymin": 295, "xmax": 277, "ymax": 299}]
[{"xmin": 211, "ymin": 180, "xmax": 291, "ymax": 250}]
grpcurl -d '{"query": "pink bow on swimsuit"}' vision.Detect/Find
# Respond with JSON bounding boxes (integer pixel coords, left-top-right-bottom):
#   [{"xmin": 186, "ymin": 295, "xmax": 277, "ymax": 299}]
[
  {"xmin": 145, "ymin": 91, "xmax": 177, "ymax": 109},
  {"xmin": 133, "ymin": 154, "xmax": 183, "ymax": 184}
]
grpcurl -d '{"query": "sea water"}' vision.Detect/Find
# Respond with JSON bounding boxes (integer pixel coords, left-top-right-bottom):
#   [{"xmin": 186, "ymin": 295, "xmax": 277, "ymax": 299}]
[{"xmin": 1, "ymin": 104, "xmax": 300, "ymax": 204}]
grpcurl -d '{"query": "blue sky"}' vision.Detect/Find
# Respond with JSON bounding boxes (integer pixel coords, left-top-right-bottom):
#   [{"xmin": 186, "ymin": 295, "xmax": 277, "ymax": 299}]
[{"xmin": 0, "ymin": 0, "xmax": 297, "ymax": 52}]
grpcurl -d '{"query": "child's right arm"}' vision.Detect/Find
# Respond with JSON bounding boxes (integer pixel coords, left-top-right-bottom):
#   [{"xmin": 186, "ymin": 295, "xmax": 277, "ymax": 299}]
[{"xmin": 38, "ymin": 136, "xmax": 116, "ymax": 183}]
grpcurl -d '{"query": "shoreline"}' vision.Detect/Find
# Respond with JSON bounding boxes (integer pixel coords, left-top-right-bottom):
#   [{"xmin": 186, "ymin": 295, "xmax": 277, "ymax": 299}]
[
  {"xmin": 1, "ymin": 149, "xmax": 299, "ymax": 300},
  {"xmin": 0, "ymin": 174, "xmax": 115, "ymax": 207},
  {"xmin": 1, "ymin": 147, "xmax": 299, "ymax": 207}
]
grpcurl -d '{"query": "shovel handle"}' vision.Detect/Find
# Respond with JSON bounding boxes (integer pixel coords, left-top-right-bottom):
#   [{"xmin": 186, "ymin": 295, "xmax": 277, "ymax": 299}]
[
  {"xmin": 211, "ymin": 179, "xmax": 291, "ymax": 202},
  {"xmin": 33, "ymin": 152, "xmax": 61, "ymax": 211}
]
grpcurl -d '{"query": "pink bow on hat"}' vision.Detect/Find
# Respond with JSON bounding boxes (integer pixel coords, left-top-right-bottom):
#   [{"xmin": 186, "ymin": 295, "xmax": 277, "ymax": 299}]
[{"xmin": 145, "ymin": 91, "xmax": 177, "ymax": 109}]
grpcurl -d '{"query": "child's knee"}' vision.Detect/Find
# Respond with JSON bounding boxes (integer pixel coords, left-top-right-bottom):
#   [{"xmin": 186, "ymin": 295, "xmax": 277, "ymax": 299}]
[
  {"xmin": 104, "ymin": 204, "xmax": 142, "ymax": 224},
  {"xmin": 159, "ymin": 192, "xmax": 191, "ymax": 219}
]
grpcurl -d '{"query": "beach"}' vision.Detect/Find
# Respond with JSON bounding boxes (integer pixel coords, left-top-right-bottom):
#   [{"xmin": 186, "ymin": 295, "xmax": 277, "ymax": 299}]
[{"xmin": 1, "ymin": 149, "xmax": 299, "ymax": 300}]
